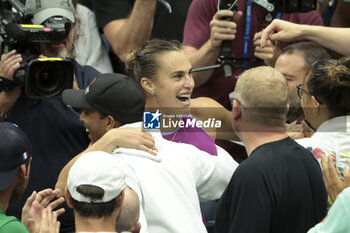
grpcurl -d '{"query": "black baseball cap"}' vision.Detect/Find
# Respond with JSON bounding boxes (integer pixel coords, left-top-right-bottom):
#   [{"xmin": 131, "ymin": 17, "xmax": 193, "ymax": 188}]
[
  {"xmin": 62, "ymin": 73, "xmax": 145, "ymax": 125},
  {"xmin": 0, "ymin": 122, "xmax": 32, "ymax": 191}
]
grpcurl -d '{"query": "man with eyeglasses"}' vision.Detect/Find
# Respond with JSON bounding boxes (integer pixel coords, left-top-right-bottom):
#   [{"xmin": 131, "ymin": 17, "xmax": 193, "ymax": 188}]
[
  {"xmin": 297, "ymin": 84, "xmax": 313, "ymax": 99},
  {"xmin": 215, "ymin": 66, "xmax": 327, "ymax": 233}
]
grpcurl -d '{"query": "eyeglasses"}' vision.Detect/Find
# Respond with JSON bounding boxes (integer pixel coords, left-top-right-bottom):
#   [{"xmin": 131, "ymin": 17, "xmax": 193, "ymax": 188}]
[
  {"xmin": 229, "ymin": 91, "xmax": 235, "ymax": 103},
  {"xmin": 229, "ymin": 91, "xmax": 245, "ymax": 108},
  {"xmin": 296, "ymin": 84, "xmax": 313, "ymax": 99}
]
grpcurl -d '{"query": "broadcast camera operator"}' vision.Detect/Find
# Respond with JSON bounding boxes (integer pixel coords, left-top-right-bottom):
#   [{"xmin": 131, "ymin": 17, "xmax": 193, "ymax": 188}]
[
  {"xmin": 0, "ymin": 0, "xmax": 100, "ymax": 232},
  {"xmin": 183, "ymin": 0, "xmax": 323, "ymax": 161}
]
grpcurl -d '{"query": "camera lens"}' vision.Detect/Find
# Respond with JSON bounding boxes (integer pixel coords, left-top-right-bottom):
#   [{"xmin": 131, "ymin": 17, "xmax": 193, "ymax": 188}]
[
  {"xmin": 36, "ymin": 66, "xmax": 59, "ymax": 90},
  {"xmin": 26, "ymin": 59, "xmax": 73, "ymax": 98},
  {"xmin": 31, "ymin": 63, "xmax": 65, "ymax": 96}
]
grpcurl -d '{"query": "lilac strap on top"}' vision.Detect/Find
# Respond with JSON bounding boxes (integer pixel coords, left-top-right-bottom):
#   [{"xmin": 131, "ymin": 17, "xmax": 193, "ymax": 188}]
[{"xmin": 162, "ymin": 115, "xmax": 217, "ymax": 156}]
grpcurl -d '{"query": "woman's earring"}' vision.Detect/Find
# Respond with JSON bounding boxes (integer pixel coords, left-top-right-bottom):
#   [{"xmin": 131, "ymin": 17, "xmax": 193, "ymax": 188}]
[{"xmin": 151, "ymin": 90, "xmax": 156, "ymax": 96}]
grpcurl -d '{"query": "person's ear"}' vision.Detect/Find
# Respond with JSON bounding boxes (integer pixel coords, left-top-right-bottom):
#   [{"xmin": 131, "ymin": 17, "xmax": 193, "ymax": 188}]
[
  {"xmin": 140, "ymin": 77, "xmax": 156, "ymax": 96},
  {"xmin": 19, "ymin": 156, "xmax": 31, "ymax": 180},
  {"xmin": 233, "ymin": 100, "xmax": 242, "ymax": 121},
  {"xmin": 131, "ymin": 222, "xmax": 141, "ymax": 233},
  {"xmin": 19, "ymin": 164, "xmax": 26, "ymax": 179},
  {"xmin": 106, "ymin": 115, "xmax": 118, "ymax": 131},
  {"xmin": 116, "ymin": 189, "xmax": 125, "ymax": 209},
  {"xmin": 65, "ymin": 187, "xmax": 74, "ymax": 208},
  {"xmin": 286, "ymin": 103, "xmax": 290, "ymax": 118},
  {"xmin": 311, "ymin": 96, "xmax": 320, "ymax": 115}
]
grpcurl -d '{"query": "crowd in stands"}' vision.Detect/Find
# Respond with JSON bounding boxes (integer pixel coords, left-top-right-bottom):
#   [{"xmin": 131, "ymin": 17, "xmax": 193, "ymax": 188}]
[{"xmin": 1, "ymin": 0, "xmax": 350, "ymax": 232}]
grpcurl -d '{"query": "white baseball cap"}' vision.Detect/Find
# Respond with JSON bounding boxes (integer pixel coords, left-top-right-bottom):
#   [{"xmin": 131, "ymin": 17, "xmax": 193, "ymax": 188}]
[
  {"xmin": 68, "ymin": 151, "xmax": 126, "ymax": 203},
  {"xmin": 25, "ymin": 0, "xmax": 75, "ymax": 25}
]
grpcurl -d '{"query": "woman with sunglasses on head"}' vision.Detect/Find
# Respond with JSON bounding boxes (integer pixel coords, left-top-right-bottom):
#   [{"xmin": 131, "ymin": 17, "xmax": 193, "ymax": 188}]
[
  {"xmin": 125, "ymin": 39, "xmax": 239, "ymax": 157},
  {"xmin": 296, "ymin": 57, "xmax": 350, "ymax": 194}
]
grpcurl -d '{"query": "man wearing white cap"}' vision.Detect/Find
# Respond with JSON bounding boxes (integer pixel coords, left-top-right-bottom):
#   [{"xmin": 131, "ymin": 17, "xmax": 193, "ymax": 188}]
[{"xmin": 65, "ymin": 151, "xmax": 126, "ymax": 233}]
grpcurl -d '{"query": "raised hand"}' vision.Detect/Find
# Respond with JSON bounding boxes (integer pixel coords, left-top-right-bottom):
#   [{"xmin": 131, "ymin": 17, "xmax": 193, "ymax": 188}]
[
  {"xmin": 321, "ymin": 154, "xmax": 350, "ymax": 202},
  {"xmin": 209, "ymin": 10, "xmax": 243, "ymax": 49},
  {"xmin": 0, "ymin": 50, "xmax": 22, "ymax": 80},
  {"xmin": 253, "ymin": 30, "xmax": 279, "ymax": 66},
  {"xmin": 22, "ymin": 188, "xmax": 65, "ymax": 233},
  {"xmin": 260, "ymin": 19, "xmax": 303, "ymax": 48},
  {"xmin": 38, "ymin": 207, "xmax": 60, "ymax": 233}
]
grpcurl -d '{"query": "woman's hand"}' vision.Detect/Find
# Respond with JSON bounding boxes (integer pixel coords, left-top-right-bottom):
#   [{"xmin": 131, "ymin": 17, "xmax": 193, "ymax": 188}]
[
  {"xmin": 321, "ymin": 154, "xmax": 350, "ymax": 202},
  {"xmin": 253, "ymin": 30, "xmax": 279, "ymax": 66}
]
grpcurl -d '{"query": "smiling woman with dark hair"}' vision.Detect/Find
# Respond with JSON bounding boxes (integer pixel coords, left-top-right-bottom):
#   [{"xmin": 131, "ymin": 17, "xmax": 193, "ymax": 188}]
[
  {"xmin": 297, "ymin": 57, "xmax": 350, "ymax": 184},
  {"xmin": 124, "ymin": 39, "xmax": 240, "ymax": 231},
  {"xmin": 125, "ymin": 39, "xmax": 239, "ymax": 156}
]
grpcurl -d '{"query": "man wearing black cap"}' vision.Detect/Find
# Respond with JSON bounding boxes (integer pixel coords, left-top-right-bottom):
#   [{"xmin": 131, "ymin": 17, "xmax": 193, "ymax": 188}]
[
  {"xmin": 55, "ymin": 72, "xmax": 154, "ymax": 232},
  {"xmin": 62, "ymin": 72, "xmax": 146, "ymax": 143},
  {"xmin": 56, "ymin": 72, "xmax": 155, "ymax": 189},
  {"xmin": 61, "ymin": 72, "xmax": 148, "ymax": 144},
  {"xmin": 0, "ymin": 122, "xmax": 32, "ymax": 233}
]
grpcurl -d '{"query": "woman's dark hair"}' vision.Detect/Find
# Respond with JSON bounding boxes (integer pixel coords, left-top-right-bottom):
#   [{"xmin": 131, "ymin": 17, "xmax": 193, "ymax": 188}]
[
  {"xmin": 125, "ymin": 39, "xmax": 183, "ymax": 83},
  {"xmin": 307, "ymin": 57, "xmax": 350, "ymax": 117},
  {"xmin": 71, "ymin": 185, "xmax": 120, "ymax": 218}
]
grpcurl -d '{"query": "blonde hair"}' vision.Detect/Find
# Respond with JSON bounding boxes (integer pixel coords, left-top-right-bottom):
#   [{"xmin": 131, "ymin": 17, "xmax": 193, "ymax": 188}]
[{"xmin": 235, "ymin": 66, "xmax": 288, "ymax": 126}]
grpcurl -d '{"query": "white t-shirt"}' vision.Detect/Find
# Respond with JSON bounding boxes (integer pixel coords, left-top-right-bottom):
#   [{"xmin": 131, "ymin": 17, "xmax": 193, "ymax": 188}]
[
  {"xmin": 112, "ymin": 122, "xmax": 238, "ymax": 233},
  {"xmin": 297, "ymin": 115, "xmax": 350, "ymax": 177}
]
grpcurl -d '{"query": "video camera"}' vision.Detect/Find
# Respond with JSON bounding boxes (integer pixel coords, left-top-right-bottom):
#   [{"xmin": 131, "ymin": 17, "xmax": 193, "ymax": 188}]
[
  {"xmin": 254, "ymin": 0, "xmax": 317, "ymax": 13},
  {"xmin": 191, "ymin": 0, "xmax": 317, "ymax": 76},
  {"xmin": 0, "ymin": 0, "xmax": 73, "ymax": 98}
]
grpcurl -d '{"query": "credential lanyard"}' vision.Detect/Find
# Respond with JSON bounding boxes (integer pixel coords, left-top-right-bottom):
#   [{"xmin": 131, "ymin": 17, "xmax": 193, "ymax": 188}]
[{"xmin": 242, "ymin": 0, "xmax": 282, "ymax": 66}]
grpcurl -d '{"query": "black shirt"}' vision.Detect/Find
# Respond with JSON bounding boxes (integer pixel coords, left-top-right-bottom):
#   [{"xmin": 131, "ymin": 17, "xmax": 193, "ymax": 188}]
[
  {"xmin": 94, "ymin": 0, "xmax": 193, "ymax": 42},
  {"xmin": 215, "ymin": 137, "xmax": 327, "ymax": 233}
]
